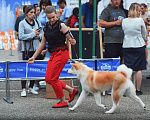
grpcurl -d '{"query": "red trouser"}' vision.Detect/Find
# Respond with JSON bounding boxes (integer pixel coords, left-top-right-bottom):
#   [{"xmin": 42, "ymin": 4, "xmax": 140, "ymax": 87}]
[{"xmin": 45, "ymin": 50, "xmax": 69, "ymax": 98}]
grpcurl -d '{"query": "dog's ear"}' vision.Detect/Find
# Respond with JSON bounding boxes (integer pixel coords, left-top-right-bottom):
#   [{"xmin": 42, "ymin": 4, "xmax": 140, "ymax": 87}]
[{"xmin": 70, "ymin": 63, "xmax": 79, "ymax": 70}]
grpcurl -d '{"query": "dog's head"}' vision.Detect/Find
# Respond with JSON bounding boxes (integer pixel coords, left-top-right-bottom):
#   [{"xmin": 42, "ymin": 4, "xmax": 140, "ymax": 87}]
[{"xmin": 67, "ymin": 61, "xmax": 84, "ymax": 75}]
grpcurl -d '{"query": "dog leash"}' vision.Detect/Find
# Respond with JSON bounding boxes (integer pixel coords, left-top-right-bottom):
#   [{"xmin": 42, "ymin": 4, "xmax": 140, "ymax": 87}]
[{"xmin": 69, "ymin": 30, "xmax": 78, "ymax": 60}]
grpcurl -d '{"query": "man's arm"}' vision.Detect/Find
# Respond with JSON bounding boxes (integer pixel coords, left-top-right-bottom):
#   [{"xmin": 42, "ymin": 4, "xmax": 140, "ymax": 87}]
[
  {"xmin": 81, "ymin": 16, "xmax": 86, "ymax": 28},
  {"xmin": 99, "ymin": 19, "xmax": 122, "ymax": 28}
]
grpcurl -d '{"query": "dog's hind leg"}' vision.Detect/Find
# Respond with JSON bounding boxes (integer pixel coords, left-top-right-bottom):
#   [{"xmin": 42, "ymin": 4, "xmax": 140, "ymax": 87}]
[
  {"xmin": 126, "ymin": 85, "xmax": 146, "ymax": 110},
  {"xmin": 94, "ymin": 92, "xmax": 107, "ymax": 110},
  {"xmin": 69, "ymin": 89, "xmax": 89, "ymax": 111},
  {"xmin": 105, "ymin": 90, "xmax": 120, "ymax": 114}
]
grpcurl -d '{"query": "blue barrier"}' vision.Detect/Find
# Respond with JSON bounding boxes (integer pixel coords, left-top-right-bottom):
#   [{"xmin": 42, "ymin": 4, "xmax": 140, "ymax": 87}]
[
  {"xmin": 0, "ymin": 62, "xmax": 6, "ymax": 79},
  {"xmin": 0, "ymin": 58, "xmax": 120, "ymax": 79},
  {"xmin": 1, "ymin": 58, "xmax": 120, "ymax": 104}
]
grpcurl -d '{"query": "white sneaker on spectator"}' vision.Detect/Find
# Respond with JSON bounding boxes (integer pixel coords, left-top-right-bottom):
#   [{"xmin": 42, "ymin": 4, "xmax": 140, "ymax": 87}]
[
  {"xmin": 39, "ymin": 81, "xmax": 46, "ymax": 86},
  {"xmin": 33, "ymin": 86, "xmax": 39, "ymax": 91},
  {"xmin": 21, "ymin": 91, "xmax": 26, "ymax": 97},
  {"xmin": 28, "ymin": 89, "xmax": 38, "ymax": 94}
]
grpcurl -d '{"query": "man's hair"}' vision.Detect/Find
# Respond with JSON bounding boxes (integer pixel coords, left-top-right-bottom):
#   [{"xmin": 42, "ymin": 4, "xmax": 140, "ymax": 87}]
[
  {"xmin": 25, "ymin": 5, "xmax": 35, "ymax": 15},
  {"xmin": 45, "ymin": 6, "xmax": 56, "ymax": 14},
  {"xmin": 141, "ymin": 3, "xmax": 147, "ymax": 9},
  {"xmin": 57, "ymin": 0, "xmax": 66, "ymax": 5},
  {"xmin": 128, "ymin": 3, "xmax": 140, "ymax": 18},
  {"xmin": 40, "ymin": 0, "xmax": 52, "ymax": 8}
]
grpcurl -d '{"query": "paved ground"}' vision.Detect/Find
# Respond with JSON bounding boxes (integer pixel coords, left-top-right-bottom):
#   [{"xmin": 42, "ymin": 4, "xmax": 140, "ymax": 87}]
[{"xmin": 0, "ymin": 50, "xmax": 150, "ymax": 120}]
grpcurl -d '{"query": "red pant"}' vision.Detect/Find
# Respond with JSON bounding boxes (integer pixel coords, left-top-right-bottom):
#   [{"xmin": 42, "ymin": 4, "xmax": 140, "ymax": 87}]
[{"xmin": 45, "ymin": 50, "xmax": 69, "ymax": 98}]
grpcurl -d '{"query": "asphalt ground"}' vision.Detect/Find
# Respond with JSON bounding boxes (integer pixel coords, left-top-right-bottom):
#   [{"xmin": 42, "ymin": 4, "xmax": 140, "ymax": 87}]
[{"xmin": 0, "ymin": 50, "xmax": 150, "ymax": 120}]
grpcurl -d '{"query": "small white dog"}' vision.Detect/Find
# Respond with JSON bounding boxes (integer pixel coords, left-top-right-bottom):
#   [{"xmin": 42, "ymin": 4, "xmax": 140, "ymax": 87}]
[{"xmin": 67, "ymin": 61, "xmax": 146, "ymax": 113}]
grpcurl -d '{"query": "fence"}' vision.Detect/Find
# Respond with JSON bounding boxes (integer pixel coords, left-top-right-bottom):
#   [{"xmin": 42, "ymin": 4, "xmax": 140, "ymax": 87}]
[{"xmin": 0, "ymin": 58, "xmax": 120, "ymax": 104}]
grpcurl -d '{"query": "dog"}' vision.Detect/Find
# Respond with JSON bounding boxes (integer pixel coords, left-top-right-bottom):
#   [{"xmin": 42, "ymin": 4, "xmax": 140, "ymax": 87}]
[{"xmin": 67, "ymin": 61, "xmax": 146, "ymax": 113}]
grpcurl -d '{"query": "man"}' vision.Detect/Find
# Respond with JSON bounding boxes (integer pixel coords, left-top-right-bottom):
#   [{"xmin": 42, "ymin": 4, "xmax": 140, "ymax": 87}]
[
  {"xmin": 99, "ymin": 0, "xmax": 125, "ymax": 61},
  {"xmin": 99, "ymin": 0, "xmax": 126, "ymax": 94},
  {"xmin": 81, "ymin": 0, "xmax": 101, "ymax": 28},
  {"xmin": 57, "ymin": 0, "xmax": 72, "ymax": 23},
  {"xmin": 14, "ymin": 6, "xmax": 26, "ymax": 60}
]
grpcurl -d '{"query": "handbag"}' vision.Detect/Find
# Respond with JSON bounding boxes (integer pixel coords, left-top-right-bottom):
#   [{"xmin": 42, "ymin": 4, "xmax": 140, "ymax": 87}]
[{"xmin": 24, "ymin": 40, "xmax": 33, "ymax": 60}]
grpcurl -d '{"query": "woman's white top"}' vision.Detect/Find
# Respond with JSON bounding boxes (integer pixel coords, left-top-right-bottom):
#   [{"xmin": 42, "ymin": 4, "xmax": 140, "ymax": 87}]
[{"xmin": 122, "ymin": 18, "xmax": 147, "ymax": 48}]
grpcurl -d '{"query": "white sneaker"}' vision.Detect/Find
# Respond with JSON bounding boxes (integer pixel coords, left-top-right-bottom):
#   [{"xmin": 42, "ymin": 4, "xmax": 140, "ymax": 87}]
[
  {"xmin": 28, "ymin": 89, "xmax": 38, "ymax": 94},
  {"xmin": 39, "ymin": 81, "xmax": 46, "ymax": 86},
  {"xmin": 21, "ymin": 91, "xmax": 26, "ymax": 97},
  {"xmin": 33, "ymin": 86, "xmax": 39, "ymax": 91}
]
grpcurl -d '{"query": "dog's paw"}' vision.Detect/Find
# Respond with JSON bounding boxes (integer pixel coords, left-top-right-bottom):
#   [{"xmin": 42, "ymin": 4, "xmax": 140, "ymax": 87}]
[
  {"xmin": 105, "ymin": 110, "xmax": 114, "ymax": 114},
  {"xmin": 69, "ymin": 108, "xmax": 75, "ymax": 111}
]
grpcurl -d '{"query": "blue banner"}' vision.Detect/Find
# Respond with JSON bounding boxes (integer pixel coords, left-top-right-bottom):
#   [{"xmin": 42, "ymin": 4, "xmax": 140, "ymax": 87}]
[
  {"xmin": 0, "ymin": 63, "xmax": 6, "ymax": 78},
  {"xmin": 6, "ymin": 59, "xmax": 120, "ymax": 79},
  {"xmin": 9, "ymin": 62, "xmax": 26, "ymax": 78},
  {"xmin": 27, "ymin": 62, "xmax": 48, "ymax": 78},
  {"xmin": 97, "ymin": 58, "xmax": 120, "ymax": 71}
]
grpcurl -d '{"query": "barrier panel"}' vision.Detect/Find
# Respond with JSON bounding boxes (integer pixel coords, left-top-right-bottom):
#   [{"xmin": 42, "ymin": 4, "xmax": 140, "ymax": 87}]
[
  {"xmin": 0, "ymin": 62, "xmax": 6, "ymax": 79},
  {"xmin": 1, "ymin": 58, "xmax": 120, "ymax": 103}
]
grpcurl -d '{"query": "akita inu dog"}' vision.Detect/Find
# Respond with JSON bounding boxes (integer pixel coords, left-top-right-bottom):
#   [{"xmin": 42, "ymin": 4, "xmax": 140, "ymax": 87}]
[{"xmin": 67, "ymin": 61, "xmax": 146, "ymax": 113}]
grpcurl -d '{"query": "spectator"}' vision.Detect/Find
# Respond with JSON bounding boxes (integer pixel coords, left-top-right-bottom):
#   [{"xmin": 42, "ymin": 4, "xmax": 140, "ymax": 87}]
[
  {"xmin": 99, "ymin": 0, "xmax": 125, "ymax": 62},
  {"xmin": 19, "ymin": 5, "xmax": 43, "ymax": 97},
  {"xmin": 141, "ymin": 3, "xmax": 149, "ymax": 64},
  {"xmin": 70, "ymin": 7, "xmax": 79, "ymax": 28},
  {"xmin": 27, "ymin": 6, "xmax": 78, "ymax": 108},
  {"xmin": 99, "ymin": 0, "xmax": 126, "ymax": 95},
  {"xmin": 33, "ymin": 4, "xmax": 41, "ymax": 19},
  {"xmin": 122, "ymin": 3, "xmax": 147, "ymax": 95},
  {"xmin": 38, "ymin": 0, "xmax": 52, "ymax": 29},
  {"xmin": 38, "ymin": 0, "xmax": 52, "ymax": 61},
  {"xmin": 57, "ymin": 0, "xmax": 72, "ymax": 23},
  {"xmin": 14, "ymin": 5, "xmax": 26, "ymax": 60},
  {"xmin": 81, "ymin": 0, "xmax": 101, "ymax": 28}
]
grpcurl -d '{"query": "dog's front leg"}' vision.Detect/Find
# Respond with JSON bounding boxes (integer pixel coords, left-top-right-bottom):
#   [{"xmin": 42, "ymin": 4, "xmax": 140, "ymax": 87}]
[
  {"xmin": 94, "ymin": 92, "xmax": 107, "ymax": 110},
  {"xmin": 69, "ymin": 89, "xmax": 89, "ymax": 111}
]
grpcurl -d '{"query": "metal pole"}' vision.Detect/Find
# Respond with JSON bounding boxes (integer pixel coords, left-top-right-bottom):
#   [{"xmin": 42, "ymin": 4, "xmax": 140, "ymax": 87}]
[
  {"xmin": 3, "ymin": 61, "xmax": 13, "ymax": 104},
  {"xmin": 92, "ymin": 0, "xmax": 97, "ymax": 58},
  {"xmin": 79, "ymin": 0, "xmax": 82, "ymax": 59}
]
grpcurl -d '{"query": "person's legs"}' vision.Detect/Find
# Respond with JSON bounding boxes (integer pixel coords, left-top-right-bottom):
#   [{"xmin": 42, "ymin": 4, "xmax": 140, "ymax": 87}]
[
  {"xmin": 45, "ymin": 50, "xmax": 73, "ymax": 101},
  {"xmin": 135, "ymin": 71, "xmax": 142, "ymax": 91},
  {"xmin": 21, "ymin": 81, "xmax": 26, "ymax": 90}
]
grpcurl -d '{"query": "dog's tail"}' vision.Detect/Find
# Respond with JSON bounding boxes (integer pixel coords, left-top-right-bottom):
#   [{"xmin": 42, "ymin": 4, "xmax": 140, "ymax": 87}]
[{"xmin": 117, "ymin": 64, "xmax": 133, "ymax": 79}]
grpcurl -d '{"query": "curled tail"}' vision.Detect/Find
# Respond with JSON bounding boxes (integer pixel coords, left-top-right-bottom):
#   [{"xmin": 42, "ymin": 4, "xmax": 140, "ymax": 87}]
[{"xmin": 117, "ymin": 64, "xmax": 133, "ymax": 79}]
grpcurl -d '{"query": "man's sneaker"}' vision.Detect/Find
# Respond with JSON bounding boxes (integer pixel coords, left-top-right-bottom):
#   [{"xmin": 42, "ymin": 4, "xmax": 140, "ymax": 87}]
[
  {"xmin": 136, "ymin": 90, "xmax": 143, "ymax": 96},
  {"xmin": 68, "ymin": 89, "xmax": 78, "ymax": 103},
  {"xmin": 21, "ymin": 91, "xmax": 26, "ymax": 97},
  {"xmin": 28, "ymin": 89, "xmax": 38, "ymax": 94},
  {"xmin": 52, "ymin": 101, "xmax": 68, "ymax": 108}
]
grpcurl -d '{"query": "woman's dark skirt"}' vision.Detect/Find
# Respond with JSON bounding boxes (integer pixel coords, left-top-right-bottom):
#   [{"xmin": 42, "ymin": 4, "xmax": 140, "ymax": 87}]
[{"xmin": 123, "ymin": 46, "xmax": 146, "ymax": 71}]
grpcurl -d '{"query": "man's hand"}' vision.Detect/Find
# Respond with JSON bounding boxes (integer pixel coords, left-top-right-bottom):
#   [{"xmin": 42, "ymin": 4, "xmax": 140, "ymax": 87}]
[{"xmin": 115, "ymin": 20, "xmax": 122, "ymax": 26}]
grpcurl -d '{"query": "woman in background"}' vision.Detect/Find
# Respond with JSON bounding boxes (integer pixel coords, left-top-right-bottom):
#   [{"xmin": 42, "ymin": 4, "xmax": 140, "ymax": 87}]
[
  {"xmin": 33, "ymin": 4, "xmax": 41, "ymax": 19},
  {"xmin": 122, "ymin": 3, "xmax": 147, "ymax": 95},
  {"xmin": 19, "ymin": 5, "xmax": 43, "ymax": 97}
]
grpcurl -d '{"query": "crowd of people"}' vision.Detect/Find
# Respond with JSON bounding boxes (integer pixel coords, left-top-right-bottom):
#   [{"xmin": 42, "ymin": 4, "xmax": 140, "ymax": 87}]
[{"xmin": 14, "ymin": 0, "xmax": 150, "ymax": 108}]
